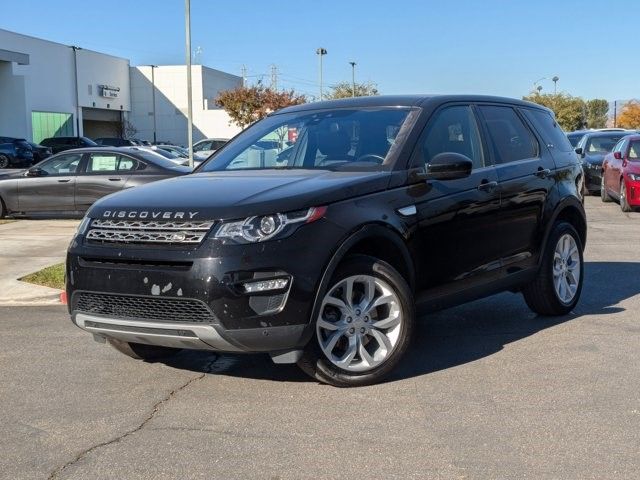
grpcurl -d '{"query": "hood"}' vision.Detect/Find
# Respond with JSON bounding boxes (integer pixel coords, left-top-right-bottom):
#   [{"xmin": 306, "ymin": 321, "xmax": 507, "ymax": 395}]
[
  {"xmin": 88, "ymin": 169, "xmax": 390, "ymax": 220},
  {"xmin": 583, "ymin": 153, "xmax": 606, "ymax": 165}
]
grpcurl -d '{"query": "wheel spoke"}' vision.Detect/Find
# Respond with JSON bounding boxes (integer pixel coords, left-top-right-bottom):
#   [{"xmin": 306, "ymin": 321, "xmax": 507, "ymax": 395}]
[
  {"xmin": 372, "ymin": 311, "xmax": 401, "ymax": 330},
  {"xmin": 317, "ymin": 317, "xmax": 340, "ymax": 331},
  {"xmin": 324, "ymin": 296, "xmax": 348, "ymax": 312},
  {"xmin": 361, "ymin": 277, "xmax": 376, "ymax": 309},
  {"xmin": 344, "ymin": 277, "xmax": 355, "ymax": 309},
  {"xmin": 370, "ymin": 329, "xmax": 393, "ymax": 354},
  {"xmin": 335, "ymin": 335, "xmax": 358, "ymax": 368},
  {"xmin": 321, "ymin": 330, "xmax": 342, "ymax": 354},
  {"xmin": 358, "ymin": 340, "xmax": 374, "ymax": 367}
]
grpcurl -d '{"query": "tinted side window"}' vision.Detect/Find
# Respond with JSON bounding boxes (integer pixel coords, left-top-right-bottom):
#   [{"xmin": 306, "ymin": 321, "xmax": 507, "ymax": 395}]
[
  {"xmin": 522, "ymin": 108, "xmax": 574, "ymax": 153},
  {"xmin": 422, "ymin": 106, "xmax": 485, "ymax": 169},
  {"xmin": 118, "ymin": 156, "xmax": 138, "ymax": 171},
  {"xmin": 629, "ymin": 141, "xmax": 640, "ymax": 159},
  {"xmin": 479, "ymin": 106, "xmax": 538, "ymax": 164},
  {"xmin": 39, "ymin": 154, "xmax": 82, "ymax": 175}
]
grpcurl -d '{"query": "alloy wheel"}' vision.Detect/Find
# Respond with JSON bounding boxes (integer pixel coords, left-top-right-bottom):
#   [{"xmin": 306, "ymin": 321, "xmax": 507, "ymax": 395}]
[
  {"xmin": 316, "ymin": 275, "xmax": 402, "ymax": 373},
  {"xmin": 552, "ymin": 234, "xmax": 581, "ymax": 304}
]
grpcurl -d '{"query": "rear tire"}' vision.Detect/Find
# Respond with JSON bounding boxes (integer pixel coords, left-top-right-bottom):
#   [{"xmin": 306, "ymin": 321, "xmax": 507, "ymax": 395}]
[
  {"xmin": 298, "ymin": 255, "xmax": 415, "ymax": 387},
  {"xmin": 600, "ymin": 176, "xmax": 612, "ymax": 202},
  {"xmin": 0, "ymin": 155, "xmax": 9, "ymax": 169},
  {"xmin": 523, "ymin": 222, "xmax": 584, "ymax": 316},
  {"xmin": 107, "ymin": 338, "xmax": 182, "ymax": 361},
  {"xmin": 620, "ymin": 180, "xmax": 633, "ymax": 212}
]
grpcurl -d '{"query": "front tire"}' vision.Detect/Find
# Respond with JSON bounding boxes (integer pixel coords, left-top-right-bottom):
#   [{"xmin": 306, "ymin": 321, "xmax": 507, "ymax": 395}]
[
  {"xmin": 0, "ymin": 155, "xmax": 9, "ymax": 169},
  {"xmin": 298, "ymin": 255, "xmax": 415, "ymax": 387},
  {"xmin": 620, "ymin": 180, "xmax": 633, "ymax": 212},
  {"xmin": 523, "ymin": 222, "xmax": 584, "ymax": 316},
  {"xmin": 600, "ymin": 175, "xmax": 612, "ymax": 202},
  {"xmin": 107, "ymin": 338, "xmax": 182, "ymax": 361}
]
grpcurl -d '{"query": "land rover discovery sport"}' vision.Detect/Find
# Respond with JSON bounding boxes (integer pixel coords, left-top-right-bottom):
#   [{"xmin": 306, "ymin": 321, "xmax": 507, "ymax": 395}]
[{"xmin": 67, "ymin": 95, "xmax": 586, "ymax": 387}]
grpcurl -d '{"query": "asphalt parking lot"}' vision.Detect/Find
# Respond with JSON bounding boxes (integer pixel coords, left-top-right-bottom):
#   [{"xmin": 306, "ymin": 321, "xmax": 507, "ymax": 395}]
[{"xmin": 0, "ymin": 196, "xmax": 639, "ymax": 479}]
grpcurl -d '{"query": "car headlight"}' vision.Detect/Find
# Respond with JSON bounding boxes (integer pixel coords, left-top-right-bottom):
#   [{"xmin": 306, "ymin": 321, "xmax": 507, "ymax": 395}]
[
  {"xmin": 627, "ymin": 173, "xmax": 640, "ymax": 181},
  {"xmin": 214, "ymin": 206, "xmax": 326, "ymax": 244},
  {"xmin": 76, "ymin": 216, "xmax": 92, "ymax": 235}
]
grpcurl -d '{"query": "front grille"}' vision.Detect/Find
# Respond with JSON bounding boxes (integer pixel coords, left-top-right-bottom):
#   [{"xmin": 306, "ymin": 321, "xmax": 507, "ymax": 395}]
[
  {"xmin": 74, "ymin": 292, "xmax": 216, "ymax": 324},
  {"xmin": 86, "ymin": 219, "xmax": 214, "ymax": 245}
]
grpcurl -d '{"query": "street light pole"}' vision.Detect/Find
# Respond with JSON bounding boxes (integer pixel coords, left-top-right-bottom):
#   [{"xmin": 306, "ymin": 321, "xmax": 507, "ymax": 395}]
[
  {"xmin": 185, "ymin": 0, "xmax": 194, "ymax": 168},
  {"xmin": 316, "ymin": 48, "xmax": 327, "ymax": 101},
  {"xmin": 150, "ymin": 65, "xmax": 157, "ymax": 144},
  {"xmin": 70, "ymin": 46, "xmax": 82, "ymax": 137},
  {"xmin": 349, "ymin": 61, "xmax": 356, "ymax": 97}
]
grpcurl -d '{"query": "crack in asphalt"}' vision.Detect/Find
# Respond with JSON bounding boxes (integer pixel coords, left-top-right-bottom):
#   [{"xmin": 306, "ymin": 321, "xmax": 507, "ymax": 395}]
[{"xmin": 47, "ymin": 355, "xmax": 219, "ymax": 480}]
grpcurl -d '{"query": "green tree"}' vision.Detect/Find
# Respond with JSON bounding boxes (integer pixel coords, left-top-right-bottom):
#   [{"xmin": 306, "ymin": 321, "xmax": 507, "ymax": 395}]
[
  {"xmin": 586, "ymin": 99, "xmax": 609, "ymax": 129},
  {"xmin": 216, "ymin": 85, "xmax": 306, "ymax": 129},
  {"xmin": 523, "ymin": 93, "xmax": 586, "ymax": 131},
  {"xmin": 326, "ymin": 81, "xmax": 379, "ymax": 99}
]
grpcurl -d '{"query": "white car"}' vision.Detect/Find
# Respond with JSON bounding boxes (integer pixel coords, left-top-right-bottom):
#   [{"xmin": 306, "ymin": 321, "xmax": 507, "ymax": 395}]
[{"xmin": 192, "ymin": 138, "xmax": 229, "ymax": 160}]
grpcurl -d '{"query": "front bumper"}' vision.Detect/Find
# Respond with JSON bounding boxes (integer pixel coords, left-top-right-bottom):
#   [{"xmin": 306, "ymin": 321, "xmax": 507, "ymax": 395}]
[
  {"xmin": 67, "ymin": 218, "xmax": 344, "ymax": 353},
  {"xmin": 582, "ymin": 163, "xmax": 602, "ymax": 192}
]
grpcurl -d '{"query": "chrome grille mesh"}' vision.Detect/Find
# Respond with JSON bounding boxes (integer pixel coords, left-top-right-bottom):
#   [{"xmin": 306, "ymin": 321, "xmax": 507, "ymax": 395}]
[{"xmin": 86, "ymin": 219, "xmax": 214, "ymax": 245}]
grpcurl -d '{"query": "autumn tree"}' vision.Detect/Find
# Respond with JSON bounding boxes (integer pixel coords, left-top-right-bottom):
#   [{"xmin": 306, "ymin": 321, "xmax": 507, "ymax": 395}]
[
  {"xmin": 216, "ymin": 85, "xmax": 306, "ymax": 129},
  {"xmin": 523, "ymin": 93, "xmax": 586, "ymax": 131},
  {"xmin": 616, "ymin": 100, "xmax": 640, "ymax": 129},
  {"xmin": 586, "ymin": 99, "xmax": 609, "ymax": 129},
  {"xmin": 326, "ymin": 81, "xmax": 379, "ymax": 100}
]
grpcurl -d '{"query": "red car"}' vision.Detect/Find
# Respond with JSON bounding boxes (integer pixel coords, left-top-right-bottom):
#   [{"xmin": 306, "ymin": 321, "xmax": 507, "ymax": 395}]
[{"xmin": 601, "ymin": 134, "xmax": 640, "ymax": 211}]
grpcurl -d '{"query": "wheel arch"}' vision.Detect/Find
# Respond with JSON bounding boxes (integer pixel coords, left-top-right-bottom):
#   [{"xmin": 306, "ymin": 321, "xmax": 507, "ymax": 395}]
[
  {"xmin": 300, "ymin": 223, "xmax": 415, "ymax": 347},
  {"xmin": 542, "ymin": 198, "xmax": 587, "ymax": 257}
]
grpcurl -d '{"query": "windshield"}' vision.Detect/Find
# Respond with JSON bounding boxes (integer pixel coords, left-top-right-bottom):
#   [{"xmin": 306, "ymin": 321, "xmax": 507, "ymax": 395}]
[
  {"xmin": 199, "ymin": 108, "xmax": 413, "ymax": 172},
  {"xmin": 586, "ymin": 134, "xmax": 625, "ymax": 154}
]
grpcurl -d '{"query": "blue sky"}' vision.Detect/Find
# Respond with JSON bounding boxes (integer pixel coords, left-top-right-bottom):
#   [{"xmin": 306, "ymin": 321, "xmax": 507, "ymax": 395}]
[{"xmin": 3, "ymin": 0, "xmax": 638, "ymax": 101}]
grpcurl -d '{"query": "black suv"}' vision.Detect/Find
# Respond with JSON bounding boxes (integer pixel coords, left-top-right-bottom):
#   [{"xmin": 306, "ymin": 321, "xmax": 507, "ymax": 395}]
[
  {"xmin": 40, "ymin": 136, "xmax": 97, "ymax": 154},
  {"xmin": 67, "ymin": 95, "xmax": 586, "ymax": 387}
]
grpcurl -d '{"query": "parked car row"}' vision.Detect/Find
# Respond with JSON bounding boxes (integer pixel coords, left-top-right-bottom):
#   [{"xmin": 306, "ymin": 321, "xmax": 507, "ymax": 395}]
[
  {"xmin": 0, "ymin": 146, "xmax": 190, "ymax": 218},
  {"xmin": 566, "ymin": 128, "xmax": 640, "ymax": 212}
]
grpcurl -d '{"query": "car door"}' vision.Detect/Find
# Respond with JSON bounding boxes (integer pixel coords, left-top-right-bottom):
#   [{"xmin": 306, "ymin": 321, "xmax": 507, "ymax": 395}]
[
  {"xmin": 409, "ymin": 104, "xmax": 502, "ymax": 301},
  {"xmin": 17, "ymin": 152, "xmax": 82, "ymax": 212},
  {"xmin": 74, "ymin": 152, "xmax": 136, "ymax": 210},
  {"xmin": 476, "ymin": 104, "xmax": 556, "ymax": 274},
  {"xmin": 608, "ymin": 138, "xmax": 627, "ymax": 196}
]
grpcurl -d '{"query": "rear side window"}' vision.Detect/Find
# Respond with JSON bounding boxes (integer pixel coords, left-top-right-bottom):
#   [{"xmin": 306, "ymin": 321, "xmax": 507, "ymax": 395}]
[
  {"xmin": 87, "ymin": 153, "xmax": 138, "ymax": 173},
  {"xmin": 522, "ymin": 108, "xmax": 574, "ymax": 153},
  {"xmin": 479, "ymin": 106, "xmax": 538, "ymax": 164},
  {"xmin": 422, "ymin": 106, "xmax": 485, "ymax": 169}
]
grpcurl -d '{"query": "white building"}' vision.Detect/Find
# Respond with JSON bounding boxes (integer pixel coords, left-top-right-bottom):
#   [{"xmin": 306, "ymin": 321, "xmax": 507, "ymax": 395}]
[
  {"xmin": 0, "ymin": 28, "xmax": 131, "ymax": 142},
  {"xmin": 129, "ymin": 65, "xmax": 242, "ymax": 145},
  {"xmin": 1, "ymin": 28, "xmax": 243, "ymax": 145}
]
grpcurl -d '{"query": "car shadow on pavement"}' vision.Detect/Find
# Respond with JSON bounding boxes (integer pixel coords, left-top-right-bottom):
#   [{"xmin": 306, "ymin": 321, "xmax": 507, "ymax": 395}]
[{"xmin": 163, "ymin": 261, "xmax": 640, "ymax": 385}]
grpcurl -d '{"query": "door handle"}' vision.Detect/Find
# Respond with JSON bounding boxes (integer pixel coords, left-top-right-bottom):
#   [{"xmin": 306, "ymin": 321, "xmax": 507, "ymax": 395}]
[
  {"xmin": 477, "ymin": 180, "xmax": 498, "ymax": 191},
  {"xmin": 108, "ymin": 178, "xmax": 122, "ymax": 182},
  {"xmin": 57, "ymin": 179, "xmax": 71, "ymax": 183},
  {"xmin": 535, "ymin": 168, "xmax": 551, "ymax": 178}
]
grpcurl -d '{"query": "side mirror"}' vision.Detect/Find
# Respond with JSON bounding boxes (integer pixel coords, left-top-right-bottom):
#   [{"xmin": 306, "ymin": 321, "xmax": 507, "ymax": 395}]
[
  {"xmin": 26, "ymin": 167, "xmax": 47, "ymax": 177},
  {"xmin": 424, "ymin": 152, "xmax": 473, "ymax": 181},
  {"xmin": 614, "ymin": 151, "xmax": 622, "ymax": 160},
  {"xmin": 574, "ymin": 147, "xmax": 583, "ymax": 156}
]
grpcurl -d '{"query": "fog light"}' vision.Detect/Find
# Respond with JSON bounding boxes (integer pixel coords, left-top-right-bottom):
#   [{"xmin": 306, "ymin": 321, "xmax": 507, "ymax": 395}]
[{"xmin": 242, "ymin": 278, "xmax": 289, "ymax": 293}]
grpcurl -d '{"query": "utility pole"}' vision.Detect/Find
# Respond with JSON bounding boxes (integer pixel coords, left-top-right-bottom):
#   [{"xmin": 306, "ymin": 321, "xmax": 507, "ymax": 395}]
[
  {"xmin": 185, "ymin": 0, "xmax": 194, "ymax": 168},
  {"xmin": 270, "ymin": 64, "xmax": 278, "ymax": 91},
  {"xmin": 614, "ymin": 101, "xmax": 617, "ymax": 128},
  {"xmin": 150, "ymin": 65, "xmax": 157, "ymax": 144},
  {"xmin": 241, "ymin": 65, "xmax": 247, "ymax": 87},
  {"xmin": 70, "ymin": 46, "xmax": 82, "ymax": 136},
  {"xmin": 316, "ymin": 48, "xmax": 327, "ymax": 101},
  {"xmin": 349, "ymin": 61, "xmax": 357, "ymax": 97}
]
